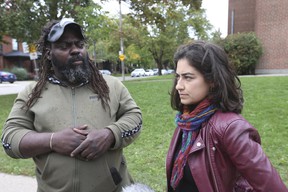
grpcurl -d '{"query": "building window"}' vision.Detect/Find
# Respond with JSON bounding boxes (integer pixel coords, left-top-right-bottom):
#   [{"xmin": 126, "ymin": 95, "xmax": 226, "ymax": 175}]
[
  {"xmin": 12, "ymin": 39, "xmax": 18, "ymax": 51},
  {"xmin": 22, "ymin": 42, "xmax": 29, "ymax": 53}
]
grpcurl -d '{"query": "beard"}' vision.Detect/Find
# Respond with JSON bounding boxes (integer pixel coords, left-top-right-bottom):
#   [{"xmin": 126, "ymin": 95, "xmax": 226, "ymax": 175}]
[{"xmin": 51, "ymin": 54, "xmax": 92, "ymax": 85}]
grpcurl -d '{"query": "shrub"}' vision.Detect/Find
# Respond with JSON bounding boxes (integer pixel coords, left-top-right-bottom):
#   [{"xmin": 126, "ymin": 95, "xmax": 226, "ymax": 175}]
[
  {"xmin": 11, "ymin": 67, "xmax": 28, "ymax": 80},
  {"xmin": 223, "ymin": 32, "xmax": 263, "ymax": 75}
]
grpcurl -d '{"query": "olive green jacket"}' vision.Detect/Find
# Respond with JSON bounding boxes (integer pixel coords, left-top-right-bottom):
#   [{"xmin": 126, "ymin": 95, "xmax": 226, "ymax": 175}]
[{"xmin": 2, "ymin": 75, "xmax": 142, "ymax": 192}]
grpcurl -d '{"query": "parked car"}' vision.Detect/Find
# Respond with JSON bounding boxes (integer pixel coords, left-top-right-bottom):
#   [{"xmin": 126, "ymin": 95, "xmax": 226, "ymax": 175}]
[
  {"xmin": 99, "ymin": 70, "xmax": 111, "ymax": 75},
  {"xmin": 167, "ymin": 69, "xmax": 175, "ymax": 74},
  {"xmin": 152, "ymin": 68, "xmax": 169, "ymax": 75},
  {"xmin": 131, "ymin": 68, "xmax": 145, "ymax": 77},
  {"xmin": 161, "ymin": 69, "xmax": 168, "ymax": 75},
  {"xmin": 144, "ymin": 69, "xmax": 154, "ymax": 76},
  {"xmin": 152, "ymin": 68, "xmax": 159, "ymax": 75},
  {"xmin": 0, "ymin": 71, "xmax": 17, "ymax": 83}
]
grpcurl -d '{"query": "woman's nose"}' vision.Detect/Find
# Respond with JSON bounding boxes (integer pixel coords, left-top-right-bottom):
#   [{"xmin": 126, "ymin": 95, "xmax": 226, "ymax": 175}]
[{"xmin": 176, "ymin": 79, "xmax": 184, "ymax": 90}]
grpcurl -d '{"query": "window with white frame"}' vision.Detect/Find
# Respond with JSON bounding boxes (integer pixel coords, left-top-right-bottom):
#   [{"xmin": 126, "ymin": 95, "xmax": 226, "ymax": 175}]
[{"xmin": 12, "ymin": 39, "xmax": 18, "ymax": 51}]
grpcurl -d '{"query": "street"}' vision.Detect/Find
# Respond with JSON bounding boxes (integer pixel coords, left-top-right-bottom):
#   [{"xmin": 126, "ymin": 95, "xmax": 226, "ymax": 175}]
[
  {"xmin": 0, "ymin": 75, "xmax": 150, "ymax": 96},
  {"xmin": 0, "ymin": 80, "xmax": 33, "ymax": 95}
]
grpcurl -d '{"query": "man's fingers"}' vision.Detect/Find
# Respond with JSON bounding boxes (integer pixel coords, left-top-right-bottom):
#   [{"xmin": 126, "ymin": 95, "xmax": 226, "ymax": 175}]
[
  {"xmin": 77, "ymin": 125, "xmax": 88, "ymax": 130},
  {"xmin": 70, "ymin": 143, "xmax": 86, "ymax": 157},
  {"xmin": 73, "ymin": 125, "xmax": 88, "ymax": 135}
]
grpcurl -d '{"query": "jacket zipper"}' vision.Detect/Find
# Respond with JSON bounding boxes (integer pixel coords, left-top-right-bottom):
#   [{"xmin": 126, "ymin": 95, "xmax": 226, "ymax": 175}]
[
  {"xmin": 71, "ymin": 87, "xmax": 79, "ymax": 192},
  {"xmin": 72, "ymin": 87, "xmax": 77, "ymax": 128},
  {"xmin": 206, "ymin": 126, "xmax": 220, "ymax": 192}
]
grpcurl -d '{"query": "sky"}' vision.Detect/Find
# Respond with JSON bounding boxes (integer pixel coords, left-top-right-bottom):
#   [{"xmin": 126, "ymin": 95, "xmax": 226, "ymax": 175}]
[
  {"xmin": 202, "ymin": 0, "xmax": 228, "ymax": 36},
  {"xmin": 95, "ymin": 0, "xmax": 229, "ymax": 37}
]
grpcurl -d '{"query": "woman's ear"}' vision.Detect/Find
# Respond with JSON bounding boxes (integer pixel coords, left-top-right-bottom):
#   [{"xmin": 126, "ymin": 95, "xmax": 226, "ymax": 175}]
[{"xmin": 209, "ymin": 83, "xmax": 215, "ymax": 92}]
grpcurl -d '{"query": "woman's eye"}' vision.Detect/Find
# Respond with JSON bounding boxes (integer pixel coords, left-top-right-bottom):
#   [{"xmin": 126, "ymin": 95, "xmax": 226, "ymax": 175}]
[{"xmin": 184, "ymin": 76, "xmax": 192, "ymax": 80}]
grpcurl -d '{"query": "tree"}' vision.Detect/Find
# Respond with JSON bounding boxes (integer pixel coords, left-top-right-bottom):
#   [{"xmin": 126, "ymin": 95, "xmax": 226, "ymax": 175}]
[
  {"xmin": 1, "ymin": 0, "xmax": 214, "ymax": 75},
  {"xmin": 124, "ymin": 1, "xmax": 212, "ymax": 74},
  {"xmin": 223, "ymin": 32, "xmax": 263, "ymax": 75},
  {"xmin": 0, "ymin": 0, "xmax": 95, "ymax": 43}
]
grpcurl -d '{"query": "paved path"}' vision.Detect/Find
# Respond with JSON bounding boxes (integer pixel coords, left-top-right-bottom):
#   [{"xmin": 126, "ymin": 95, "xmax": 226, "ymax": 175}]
[
  {"xmin": 0, "ymin": 80, "xmax": 33, "ymax": 96},
  {"xmin": 0, "ymin": 173, "xmax": 37, "ymax": 192},
  {"xmin": 0, "ymin": 76, "xmax": 150, "ymax": 96}
]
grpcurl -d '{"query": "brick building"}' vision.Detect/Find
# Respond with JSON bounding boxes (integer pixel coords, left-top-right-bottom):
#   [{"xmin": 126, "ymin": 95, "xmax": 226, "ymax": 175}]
[
  {"xmin": 0, "ymin": 35, "xmax": 35, "ymax": 75},
  {"xmin": 228, "ymin": 0, "xmax": 288, "ymax": 74}
]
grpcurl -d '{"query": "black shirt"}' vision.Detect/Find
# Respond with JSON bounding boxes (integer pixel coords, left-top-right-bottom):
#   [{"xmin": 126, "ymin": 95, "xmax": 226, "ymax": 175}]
[{"xmin": 168, "ymin": 133, "xmax": 199, "ymax": 192}]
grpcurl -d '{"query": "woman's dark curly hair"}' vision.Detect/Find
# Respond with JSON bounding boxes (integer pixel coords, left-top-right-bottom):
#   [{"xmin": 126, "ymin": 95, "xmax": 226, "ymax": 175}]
[
  {"xmin": 25, "ymin": 20, "xmax": 110, "ymax": 110},
  {"xmin": 170, "ymin": 40, "xmax": 244, "ymax": 113}
]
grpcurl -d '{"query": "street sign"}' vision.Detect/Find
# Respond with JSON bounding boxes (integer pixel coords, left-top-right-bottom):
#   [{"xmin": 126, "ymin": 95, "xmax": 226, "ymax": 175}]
[
  {"xmin": 29, "ymin": 52, "xmax": 38, "ymax": 60},
  {"xmin": 119, "ymin": 54, "xmax": 125, "ymax": 61},
  {"xmin": 29, "ymin": 44, "xmax": 38, "ymax": 60}
]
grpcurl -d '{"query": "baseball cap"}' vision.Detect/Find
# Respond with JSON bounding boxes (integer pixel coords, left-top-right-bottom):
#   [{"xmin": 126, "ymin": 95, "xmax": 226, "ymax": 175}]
[{"xmin": 47, "ymin": 18, "xmax": 85, "ymax": 42}]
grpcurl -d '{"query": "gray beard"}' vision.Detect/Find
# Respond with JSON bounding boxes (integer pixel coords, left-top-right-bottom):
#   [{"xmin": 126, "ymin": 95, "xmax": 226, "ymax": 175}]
[
  {"xmin": 52, "ymin": 55, "xmax": 91, "ymax": 86},
  {"xmin": 60, "ymin": 64, "xmax": 91, "ymax": 85}
]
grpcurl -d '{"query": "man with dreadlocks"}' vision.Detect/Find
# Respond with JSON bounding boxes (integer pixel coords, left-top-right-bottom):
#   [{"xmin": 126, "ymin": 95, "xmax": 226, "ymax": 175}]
[{"xmin": 1, "ymin": 18, "xmax": 142, "ymax": 192}]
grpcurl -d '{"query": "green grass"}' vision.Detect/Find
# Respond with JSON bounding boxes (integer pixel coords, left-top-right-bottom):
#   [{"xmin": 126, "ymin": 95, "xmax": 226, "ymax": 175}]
[
  {"xmin": 0, "ymin": 76, "xmax": 287, "ymax": 191},
  {"xmin": 0, "ymin": 94, "xmax": 35, "ymax": 175}
]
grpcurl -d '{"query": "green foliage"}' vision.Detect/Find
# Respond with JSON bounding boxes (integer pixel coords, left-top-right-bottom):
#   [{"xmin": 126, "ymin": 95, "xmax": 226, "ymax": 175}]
[
  {"xmin": 1, "ymin": 0, "xmax": 213, "ymax": 73},
  {"xmin": 10, "ymin": 67, "xmax": 28, "ymax": 80},
  {"xmin": 223, "ymin": 32, "xmax": 263, "ymax": 75},
  {"xmin": 127, "ymin": 1, "xmax": 211, "ymax": 74},
  {"xmin": 0, "ymin": 76, "xmax": 287, "ymax": 191},
  {"xmin": 0, "ymin": 0, "xmax": 95, "ymax": 43}
]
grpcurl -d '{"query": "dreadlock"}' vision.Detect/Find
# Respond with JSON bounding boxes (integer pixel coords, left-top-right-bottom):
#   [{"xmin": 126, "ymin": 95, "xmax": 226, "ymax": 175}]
[{"xmin": 24, "ymin": 20, "xmax": 110, "ymax": 111}]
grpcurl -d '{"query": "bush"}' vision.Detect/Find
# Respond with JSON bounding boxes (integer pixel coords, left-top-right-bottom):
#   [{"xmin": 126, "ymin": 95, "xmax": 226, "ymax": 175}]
[
  {"xmin": 11, "ymin": 67, "xmax": 28, "ymax": 80},
  {"xmin": 223, "ymin": 32, "xmax": 263, "ymax": 75}
]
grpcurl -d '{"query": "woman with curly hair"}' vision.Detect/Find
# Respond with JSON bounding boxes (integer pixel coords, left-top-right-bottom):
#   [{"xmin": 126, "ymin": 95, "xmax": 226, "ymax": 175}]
[{"xmin": 166, "ymin": 40, "xmax": 287, "ymax": 192}]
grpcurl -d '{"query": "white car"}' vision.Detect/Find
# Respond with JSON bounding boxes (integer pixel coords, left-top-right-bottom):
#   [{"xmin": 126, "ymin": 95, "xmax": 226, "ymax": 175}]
[
  {"xmin": 153, "ymin": 68, "xmax": 159, "ymax": 75},
  {"xmin": 144, "ymin": 69, "xmax": 154, "ymax": 76},
  {"xmin": 161, "ymin": 69, "xmax": 168, "ymax": 75},
  {"xmin": 167, "ymin": 69, "xmax": 175, "ymax": 74},
  {"xmin": 99, "ymin": 70, "xmax": 111, "ymax": 75},
  {"xmin": 152, "ymin": 68, "xmax": 168, "ymax": 75},
  {"xmin": 131, "ymin": 68, "xmax": 145, "ymax": 77}
]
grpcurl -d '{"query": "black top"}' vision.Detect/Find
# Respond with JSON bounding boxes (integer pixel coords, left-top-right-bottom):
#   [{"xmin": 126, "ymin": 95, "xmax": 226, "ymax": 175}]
[{"xmin": 168, "ymin": 132, "xmax": 199, "ymax": 192}]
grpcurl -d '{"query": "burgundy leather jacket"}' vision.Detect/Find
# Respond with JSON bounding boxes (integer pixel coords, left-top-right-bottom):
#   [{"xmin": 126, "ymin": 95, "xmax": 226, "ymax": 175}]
[{"xmin": 166, "ymin": 111, "xmax": 288, "ymax": 192}]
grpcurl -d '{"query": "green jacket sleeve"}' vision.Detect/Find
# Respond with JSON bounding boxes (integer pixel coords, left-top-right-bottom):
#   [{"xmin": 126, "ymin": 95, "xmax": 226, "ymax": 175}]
[
  {"xmin": 105, "ymin": 77, "xmax": 142, "ymax": 150},
  {"xmin": 1, "ymin": 83, "xmax": 36, "ymax": 158}
]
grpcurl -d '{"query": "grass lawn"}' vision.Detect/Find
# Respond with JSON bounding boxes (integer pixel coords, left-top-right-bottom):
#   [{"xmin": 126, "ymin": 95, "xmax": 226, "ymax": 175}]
[{"xmin": 0, "ymin": 75, "xmax": 287, "ymax": 191}]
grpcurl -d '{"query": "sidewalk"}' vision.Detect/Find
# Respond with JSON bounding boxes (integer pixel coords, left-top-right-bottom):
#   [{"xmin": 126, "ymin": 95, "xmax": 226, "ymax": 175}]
[{"xmin": 0, "ymin": 172, "xmax": 37, "ymax": 192}]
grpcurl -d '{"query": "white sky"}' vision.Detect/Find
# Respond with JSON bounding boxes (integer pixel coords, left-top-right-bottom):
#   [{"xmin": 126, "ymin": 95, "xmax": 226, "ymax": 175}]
[
  {"xmin": 94, "ymin": 0, "xmax": 228, "ymax": 37},
  {"xmin": 202, "ymin": 0, "xmax": 228, "ymax": 37}
]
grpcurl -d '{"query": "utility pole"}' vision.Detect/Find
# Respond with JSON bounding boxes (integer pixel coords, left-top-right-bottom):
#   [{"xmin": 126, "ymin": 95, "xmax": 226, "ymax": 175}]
[
  {"xmin": 93, "ymin": 40, "xmax": 97, "ymax": 67},
  {"xmin": 119, "ymin": 0, "xmax": 125, "ymax": 81}
]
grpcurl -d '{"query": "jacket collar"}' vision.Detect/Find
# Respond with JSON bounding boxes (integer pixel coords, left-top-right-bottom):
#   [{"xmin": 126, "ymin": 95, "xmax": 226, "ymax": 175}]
[{"xmin": 47, "ymin": 75, "xmax": 89, "ymax": 88}]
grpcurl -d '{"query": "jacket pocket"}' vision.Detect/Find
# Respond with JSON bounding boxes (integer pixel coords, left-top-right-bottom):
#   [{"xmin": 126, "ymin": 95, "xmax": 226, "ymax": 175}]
[{"xmin": 110, "ymin": 167, "xmax": 122, "ymax": 185}]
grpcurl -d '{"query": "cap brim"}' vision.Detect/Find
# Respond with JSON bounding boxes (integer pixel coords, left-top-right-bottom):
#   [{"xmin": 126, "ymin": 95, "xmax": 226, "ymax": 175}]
[{"xmin": 48, "ymin": 20, "xmax": 84, "ymax": 42}]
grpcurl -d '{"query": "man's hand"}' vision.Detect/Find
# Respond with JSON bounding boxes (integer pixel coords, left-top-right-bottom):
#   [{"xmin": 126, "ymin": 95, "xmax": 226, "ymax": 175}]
[
  {"xmin": 52, "ymin": 125, "xmax": 88, "ymax": 156},
  {"xmin": 70, "ymin": 128, "xmax": 115, "ymax": 161}
]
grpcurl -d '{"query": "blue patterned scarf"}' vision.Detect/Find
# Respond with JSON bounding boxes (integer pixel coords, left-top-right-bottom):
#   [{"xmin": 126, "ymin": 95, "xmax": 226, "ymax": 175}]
[{"xmin": 170, "ymin": 99, "xmax": 217, "ymax": 189}]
